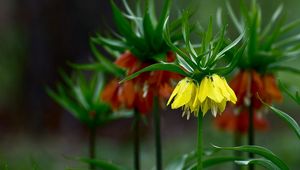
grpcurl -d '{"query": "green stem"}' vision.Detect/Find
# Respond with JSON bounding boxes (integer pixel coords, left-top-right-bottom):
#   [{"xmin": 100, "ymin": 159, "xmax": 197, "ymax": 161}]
[
  {"xmin": 197, "ymin": 112, "xmax": 203, "ymax": 170},
  {"xmin": 133, "ymin": 111, "xmax": 140, "ymax": 170},
  {"xmin": 248, "ymin": 103, "xmax": 255, "ymax": 170},
  {"xmin": 89, "ymin": 126, "xmax": 96, "ymax": 170},
  {"xmin": 153, "ymin": 98, "xmax": 162, "ymax": 170}
]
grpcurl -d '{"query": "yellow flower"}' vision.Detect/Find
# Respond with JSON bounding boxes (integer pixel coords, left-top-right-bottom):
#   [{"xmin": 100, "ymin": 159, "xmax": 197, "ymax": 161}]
[
  {"xmin": 167, "ymin": 75, "xmax": 237, "ymax": 119},
  {"xmin": 167, "ymin": 77, "xmax": 198, "ymax": 119}
]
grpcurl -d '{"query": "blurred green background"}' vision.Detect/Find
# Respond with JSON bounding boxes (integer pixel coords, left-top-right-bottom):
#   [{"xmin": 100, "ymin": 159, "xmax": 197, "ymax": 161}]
[{"xmin": 0, "ymin": 0, "xmax": 299, "ymax": 169}]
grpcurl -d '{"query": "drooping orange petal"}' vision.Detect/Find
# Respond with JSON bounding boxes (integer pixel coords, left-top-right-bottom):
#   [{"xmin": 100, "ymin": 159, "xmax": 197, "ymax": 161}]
[
  {"xmin": 135, "ymin": 89, "xmax": 154, "ymax": 114},
  {"xmin": 118, "ymin": 80, "xmax": 136, "ymax": 108},
  {"xmin": 115, "ymin": 51, "xmax": 138, "ymax": 69},
  {"xmin": 101, "ymin": 79, "xmax": 121, "ymax": 109},
  {"xmin": 263, "ymin": 74, "xmax": 282, "ymax": 102},
  {"xmin": 230, "ymin": 70, "xmax": 250, "ymax": 106},
  {"xmin": 159, "ymin": 83, "xmax": 174, "ymax": 98},
  {"xmin": 214, "ymin": 106, "xmax": 269, "ymax": 134}
]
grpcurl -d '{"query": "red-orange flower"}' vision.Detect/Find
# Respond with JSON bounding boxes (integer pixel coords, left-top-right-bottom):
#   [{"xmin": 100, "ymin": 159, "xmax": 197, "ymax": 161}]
[
  {"xmin": 230, "ymin": 70, "xmax": 282, "ymax": 109},
  {"xmin": 215, "ymin": 70, "xmax": 282, "ymax": 133},
  {"xmin": 214, "ymin": 106, "xmax": 268, "ymax": 134},
  {"xmin": 101, "ymin": 51, "xmax": 181, "ymax": 114}
]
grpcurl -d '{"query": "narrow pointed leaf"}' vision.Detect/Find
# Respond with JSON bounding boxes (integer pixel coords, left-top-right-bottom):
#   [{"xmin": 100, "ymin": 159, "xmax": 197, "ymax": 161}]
[
  {"xmin": 226, "ymin": 1, "xmax": 243, "ymax": 33},
  {"xmin": 154, "ymin": 0, "xmax": 171, "ymax": 46},
  {"xmin": 261, "ymin": 4, "xmax": 283, "ymax": 38},
  {"xmin": 235, "ymin": 159, "xmax": 280, "ymax": 170},
  {"xmin": 120, "ymin": 63, "xmax": 189, "ymax": 83},
  {"xmin": 79, "ymin": 158, "xmax": 128, "ymax": 170},
  {"xmin": 260, "ymin": 99, "xmax": 300, "ymax": 139},
  {"xmin": 278, "ymin": 81, "xmax": 300, "ymax": 105},
  {"xmin": 214, "ymin": 43, "xmax": 246, "ymax": 75},
  {"xmin": 69, "ymin": 62, "xmax": 106, "ymax": 71},
  {"xmin": 212, "ymin": 145, "xmax": 289, "ymax": 170},
  {"xmin": 91, "ymin": 36, "xmax": 128, "ymax": 52},
  {"xmin": 268, "ymin": 65, "xmax": 300, "ymax": 75},
  {"xmin": 203, "ymin": 157, "xmax": 243, "ymax": 168},
  {"xmin": 215, "ymin": 32, "xmax": 244, "ymax": 59},
  {"xmin": 90, "ymin": 43, "xmax": 125, "ymax": 77}
]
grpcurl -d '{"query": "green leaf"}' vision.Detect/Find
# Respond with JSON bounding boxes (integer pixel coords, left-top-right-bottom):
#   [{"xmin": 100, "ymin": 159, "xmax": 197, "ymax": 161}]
[
  {"xmin": 111, "ymin": 1, "xmax": 136, "ymax": 41},
  {"xmin": 278, "ymin": 81, "xmax": 300, "ymax": 105},
  {"xmin": 247, "ymin": 10, "xmax": 258, "ymax": 62},
  {"xmin": 165, "ymin": 151, "xmax": 196, "ymax": 170},
  {"xmin": 91, "ymin": 36, "xmax": 128, "ymax": 52},
  {"xmin": 90, "ymin": 42, "xmax": 125, "ymax": 77},
  {"xmin": 235, "ymin": 159, "xmax": 280, "ymax": 170},
  {"xmin": 143, "ymin": 10, "xmax": 155, "ymax": 48},
  {"xmin": 73, "ymin": 85, "xmax": 90, "ymax": 110},
  {"xmin": 212, "ymin": 145, "xmax": 289, "ymax": 170},
  {"xmin": 260, "ymin": 99, "xmax": 300, "ymax": 140},
  {"xmin": 216, "ymin": 8, "xmax": 223, "ymax": 28},
  {"xmin": 273, "ymin": 33, "xmax": 300, "ymax": 48},
  {"xmin": 182, "ymin": 11, "xmax": 197, "ymax": 60},
  {"xmin": 92, "ymin": 73, "xmax": 105, "ymax": 103},
  {"xmin": 225, "ymin": 1, "xmax": 243, "ymax": 33},
  {"xmin": 165, "ymin": 154, "xmax": 188, "ymax": 170},
  {"xmin": 268, "ymin": 65, "xmax": 300, "ymax": 75},
  {"xmin": 46, "ymin": 87, "xmax": 86, "ymax": 121},
  {"xmin": 154, "ymin": 0, "xmax": 171, "ymax": 46},
  {"xmin": 79, "ymin": 158, "xmax": 128, "ymax": 170},
  {"xmin": 215, "ymin": 31, "xmax": 244, "ymax": 61},
  {"xmin": 261, "ymin": 4, "xmax": 283, "ymax": 39},
  {"xmin": 186, "ymin": 157, "xmax": 243, "ymax": 169},
  {"xmin": 163, "ymin": 18, "xmax": 197, "ymax": 69},
  {"xmin": 203, "ymin": 157, "xmax": 243, "ymax": 169},
  {"xmin": 280, "ymin": 19, "xmax": 300, "ymax": 35},
  {"xmin": 214, "ymin": 42, "xmax": 246, "ymax": 76},
  {"xmin": 120, "ymin": 63, "xmax": 189, "ymax": 83},
  {"xmin": 68, "ymin": 62, "xmax": 106, "ymax": 71}
]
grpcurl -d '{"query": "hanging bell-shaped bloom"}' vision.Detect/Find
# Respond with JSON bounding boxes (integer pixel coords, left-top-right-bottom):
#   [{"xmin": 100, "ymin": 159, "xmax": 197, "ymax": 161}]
[{"xmin": 167, "ymin": 75, "xmax": 237, "ymax": 119}]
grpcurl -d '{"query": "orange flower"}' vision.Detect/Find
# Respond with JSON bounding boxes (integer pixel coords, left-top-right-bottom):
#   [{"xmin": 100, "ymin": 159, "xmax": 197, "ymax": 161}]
[
  {"xmin": 101, "ymin": 51, "xmax": 181, "ymax": 114},
  {"xmin": 215, "ymin": 70, "xmax": 282, "ymax": 133},
  {"xmin": 230, "ymin": 70, "xmax": 282, "ymax": 109},
  {"xmin": 214, "ymin": 106, "xmax": 268, "ymax": 134}
]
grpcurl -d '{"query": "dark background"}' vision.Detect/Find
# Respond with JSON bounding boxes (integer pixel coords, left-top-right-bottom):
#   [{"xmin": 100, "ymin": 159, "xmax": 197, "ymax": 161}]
[{"xmin": 0, "ymin": 0, "xmax": 300, "ymax": 169}]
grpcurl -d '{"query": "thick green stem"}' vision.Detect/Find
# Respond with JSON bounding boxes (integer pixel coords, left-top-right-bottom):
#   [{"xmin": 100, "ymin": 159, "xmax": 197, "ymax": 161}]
[
  {"xmin": 89, "ymin": 127, "xmax": 96, "ymax": 170},
  {"xmin": 248, "ymin": 103, "xmax": 255, "ymax": 170},
  {"xmin": 197, "ymin": 112, "xmax": 203, "ymax": 170},
  {"xmin": 153, "ymin": 98, "xmax": 162, "ymax": 170},
  {"xmin": 133, "ymin": 111, "xmax": 140, "ymax": 170}
]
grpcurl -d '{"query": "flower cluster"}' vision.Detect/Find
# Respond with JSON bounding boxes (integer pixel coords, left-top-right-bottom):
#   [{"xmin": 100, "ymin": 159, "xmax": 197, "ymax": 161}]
[
  {"xmin": 168, "ymin": 75, "xmax": 237, "ymax": 119},
  {"xmin": 214, "ymin": 0, "xmax": 300, "ymax": 133},
  {"xmin": 230, "ymin": 70, "xmax": 282, "ymax": 109},
  {"xmin": 102, "ymin": 51, "xmax": 181, "ymax": 114}
]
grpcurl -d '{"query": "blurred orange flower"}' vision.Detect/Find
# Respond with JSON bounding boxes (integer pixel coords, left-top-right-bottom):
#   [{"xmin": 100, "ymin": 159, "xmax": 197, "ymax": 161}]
[
  {"xmin": 230, "ymin": 70, "xmax": 282, "ymax": 109},
  {"xmin": 215, "ymin": 70, "xmax": 282, "ymax": 133},
  {"xmin": 101, "ymin": 51, "xmax": 181, "ymax": 114},
  {"xmin": 214, "ymin": 106, "xmax": 268, "ymax": 134}
]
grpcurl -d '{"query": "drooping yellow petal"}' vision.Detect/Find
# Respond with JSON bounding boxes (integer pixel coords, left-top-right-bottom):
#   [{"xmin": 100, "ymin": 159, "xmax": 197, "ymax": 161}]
[
  {"xmin": 222, "ymin": 78, "xmax": 237, "ymax": 103},
  {"xmin": 198, "ymin": 76, "xmax": 209, "ymax": 103},
  {"xmin": 167, "ymin": 74, "xmax": 237, "ymax": 119},
  {"xmin": 206, "ymin": 77, "xmax": 224, "ymax": 103},
  {"xmin": 171, "ymin": 78, "xmax": 195, "ymax": 109},
  {"xmin": 201, "ymin": 99, "xmax": 210, "ymax": 115},
  {"xmin": 167, "ymin": 79, "xmax": 183, "ymax": 105},
  {"xmin": 217, "ymin": 99, "xmax": 227, "ymax": 113},
  {"xmin": 212, "ymin": 74, "xmax": 231, "ymax": 100}
]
